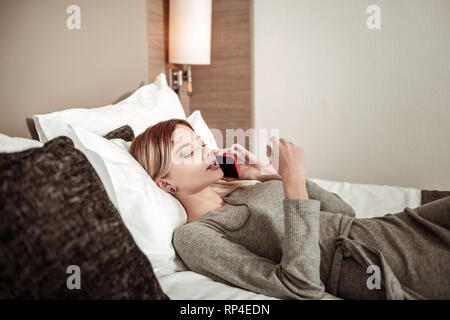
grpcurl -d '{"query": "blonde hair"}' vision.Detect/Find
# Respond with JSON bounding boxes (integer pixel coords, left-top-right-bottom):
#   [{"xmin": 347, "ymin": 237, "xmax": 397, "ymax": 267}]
[{"xmin": 129, "ymin": 119, "xmax": 258, "ymax": 198}]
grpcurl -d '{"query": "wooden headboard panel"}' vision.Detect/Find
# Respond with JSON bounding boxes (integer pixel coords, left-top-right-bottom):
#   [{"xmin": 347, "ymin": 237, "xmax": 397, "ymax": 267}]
[{"xmin": 146, "ymin": 0, "xmax": 254, "ymax": 149}]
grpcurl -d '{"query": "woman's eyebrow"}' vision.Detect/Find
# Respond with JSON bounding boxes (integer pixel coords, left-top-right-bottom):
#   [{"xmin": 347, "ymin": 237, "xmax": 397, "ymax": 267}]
[{"xmin": 176, "ymin": 135, "xmax": 202, "ymax": 154}]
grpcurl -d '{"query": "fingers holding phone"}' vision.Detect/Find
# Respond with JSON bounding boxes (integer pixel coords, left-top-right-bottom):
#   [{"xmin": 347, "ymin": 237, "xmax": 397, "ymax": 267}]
[{"xmin": 214, "ymin": 143, "xmax": 267, "ymax": 181}]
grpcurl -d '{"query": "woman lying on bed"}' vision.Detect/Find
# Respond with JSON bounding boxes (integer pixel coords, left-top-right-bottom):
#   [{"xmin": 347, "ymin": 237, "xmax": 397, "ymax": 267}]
[{"xmin": 129, "ymin": 119, "xmax": 450, "ymax": 300}]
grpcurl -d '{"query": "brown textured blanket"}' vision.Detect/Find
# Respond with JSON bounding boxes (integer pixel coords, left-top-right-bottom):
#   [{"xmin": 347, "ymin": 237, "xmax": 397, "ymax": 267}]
[{"xmin": 421, "ymin": 189, "xmax": 450, "ymax": 205}]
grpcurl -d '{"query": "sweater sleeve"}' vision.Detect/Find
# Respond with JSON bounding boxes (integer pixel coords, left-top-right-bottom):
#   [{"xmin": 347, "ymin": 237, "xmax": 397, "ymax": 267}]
[
  {"xmin": 305, "ymin": 179, "xmax": 355, "ymax": 217},
  {"xmin": 172, "ymin": 198, "xmax": 326, "ymax": 300}
]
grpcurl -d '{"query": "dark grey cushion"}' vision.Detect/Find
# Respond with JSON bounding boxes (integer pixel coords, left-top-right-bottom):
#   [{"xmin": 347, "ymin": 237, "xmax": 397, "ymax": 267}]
[
  {"xmin": 103, "ymin": 125, "xmax": 135, "ymax": 141},
  {"xmin": 421, "ymin": 189, "xmax": 450, "ymax": 205},
  {"xmin": 0, "ymin": 136, "xmax": 169, "ymax": 299}
]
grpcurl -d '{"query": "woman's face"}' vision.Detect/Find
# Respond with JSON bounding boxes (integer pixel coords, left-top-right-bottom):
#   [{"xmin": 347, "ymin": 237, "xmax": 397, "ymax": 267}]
[{"xmin": 156, "ymin": 125, "xmax": 224, "ymax": 194}]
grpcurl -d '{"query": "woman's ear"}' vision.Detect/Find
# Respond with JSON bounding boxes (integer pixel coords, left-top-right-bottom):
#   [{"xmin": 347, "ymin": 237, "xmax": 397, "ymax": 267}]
[{"xmin": 155, "ymin": 178, "xmax": 171, "ymax": 192}]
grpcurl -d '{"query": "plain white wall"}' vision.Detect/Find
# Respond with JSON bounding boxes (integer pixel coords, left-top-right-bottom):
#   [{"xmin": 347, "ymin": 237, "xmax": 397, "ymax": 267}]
[
  {"xmin": 254, "ymin": 0, "xmax": 450, "ymax": 189},
  {"xmin": 0, "ymin": 0, "xmax": 148, "ymax": 138}
]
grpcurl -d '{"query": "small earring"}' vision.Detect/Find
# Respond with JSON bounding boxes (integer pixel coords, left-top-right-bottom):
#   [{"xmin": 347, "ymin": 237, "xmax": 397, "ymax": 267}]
[{"xmin": 168, "ymin": 185, "xmax": 178, "ymax": 195}]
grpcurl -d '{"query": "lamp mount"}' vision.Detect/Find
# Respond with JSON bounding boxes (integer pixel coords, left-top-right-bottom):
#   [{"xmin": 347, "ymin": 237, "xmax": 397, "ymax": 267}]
[{"xmin": 167, "ymin": 64, "xmax": 193, "ymax": 96}]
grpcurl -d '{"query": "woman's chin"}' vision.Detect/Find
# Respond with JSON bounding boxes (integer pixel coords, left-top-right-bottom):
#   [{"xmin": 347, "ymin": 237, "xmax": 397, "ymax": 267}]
[
  {"xmin": 214, "ymin": 170, "xmax": 224, "ymax": 181},
  {"xmin": 204, "ymin": 167, "xmax": 224, "ymax": 182}
]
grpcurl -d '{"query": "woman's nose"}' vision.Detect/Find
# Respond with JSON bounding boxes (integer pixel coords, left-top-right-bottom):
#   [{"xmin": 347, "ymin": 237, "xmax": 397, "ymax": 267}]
[
  {"xmin": 203, "ymin": 146, "xmax": 214, "ymax": 159},
  {"xmin": 205, "ymin": 148, "xmax": 219, "ymax": 162}
]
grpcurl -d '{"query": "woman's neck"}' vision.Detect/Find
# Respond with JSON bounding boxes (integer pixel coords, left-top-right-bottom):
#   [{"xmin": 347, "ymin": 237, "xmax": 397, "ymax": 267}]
[{"xmin": 176, "ymin": 186, "xmax": 226, "ymax": 223}]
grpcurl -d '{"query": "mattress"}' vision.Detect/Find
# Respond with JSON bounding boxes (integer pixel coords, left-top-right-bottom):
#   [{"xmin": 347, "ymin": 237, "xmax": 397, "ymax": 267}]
[{"xmin": 158, "ymin": 177, "xmax": 422, "ymax": 300}]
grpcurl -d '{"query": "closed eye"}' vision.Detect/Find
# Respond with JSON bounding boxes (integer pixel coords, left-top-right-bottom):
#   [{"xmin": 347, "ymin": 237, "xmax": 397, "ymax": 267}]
[{"xmin": 184, "ymin": 143, "xmax": 206, "ymax": 158}]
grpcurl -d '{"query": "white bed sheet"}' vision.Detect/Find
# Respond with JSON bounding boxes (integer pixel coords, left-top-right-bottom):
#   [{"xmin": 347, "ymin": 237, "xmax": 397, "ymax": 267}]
[{"xmin": 158, "ymin": 178, "xmax": 422, "ymax": 300}]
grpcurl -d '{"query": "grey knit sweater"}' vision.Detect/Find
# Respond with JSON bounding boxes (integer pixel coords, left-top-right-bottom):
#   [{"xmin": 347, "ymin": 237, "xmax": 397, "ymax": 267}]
[{"xmin": 172, "ymin": 179, "xmax": 356, "ymax": 300}]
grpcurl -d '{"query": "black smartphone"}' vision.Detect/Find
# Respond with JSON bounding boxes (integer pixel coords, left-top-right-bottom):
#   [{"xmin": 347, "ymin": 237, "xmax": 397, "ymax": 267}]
[{"xmin": 215, "ymin": 153, "xmax": 241, "ymax": 180}]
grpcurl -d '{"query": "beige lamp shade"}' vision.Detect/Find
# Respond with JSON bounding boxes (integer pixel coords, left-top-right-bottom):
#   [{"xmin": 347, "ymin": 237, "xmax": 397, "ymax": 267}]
[{"xmin": 169, "ymin": 0, "xmax": 212, "ymax": 65}]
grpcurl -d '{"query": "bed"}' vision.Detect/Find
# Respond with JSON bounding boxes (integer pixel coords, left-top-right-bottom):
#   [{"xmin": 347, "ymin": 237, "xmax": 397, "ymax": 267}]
[
  {"xmin": 14, "ymin": 73, "xmax": 433, "ymax": 300},
  {"xmin": 2, "ymin": 0, "xmax": 448, "ymax": 301},
  {"xmin": 2, "ymin": 73, "xmax": 447, "ymax": 300}
]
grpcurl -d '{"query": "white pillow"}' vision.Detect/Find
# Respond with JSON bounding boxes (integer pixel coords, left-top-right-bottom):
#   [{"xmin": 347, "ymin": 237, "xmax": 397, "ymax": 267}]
[
  {"xmin": 0, "ymin": 133, "xmax": 43, "ymax": 153},
  {"xmin": 65, "ymin": 125, "xmax": 188, "ymax": 278},
  {"xmin": 65, "ymin": 112, "xmax": 219, "ymax": 278},
  {"xmin": 33, "ymin": 72, "xmax": 186, "ymax": 142},
  {"xmin": 186, "ymin": 110, "xmax": 218, "ymax": 149}
]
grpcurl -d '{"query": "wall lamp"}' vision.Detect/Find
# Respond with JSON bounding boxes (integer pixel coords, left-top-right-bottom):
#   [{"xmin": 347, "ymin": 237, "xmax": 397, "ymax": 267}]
[{"xmin": 168, "ymin": 0, "xmax": 212, "ymax": 96}]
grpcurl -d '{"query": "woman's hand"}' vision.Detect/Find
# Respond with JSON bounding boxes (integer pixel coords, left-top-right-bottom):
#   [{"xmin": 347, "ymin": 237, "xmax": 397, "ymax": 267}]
[
  {"xmin": 267, "ymin": 136, "xmax": 308, "ymax": 199},
  {"xmin": 214, "ymin": 143, "xmax": 280, "ymax": 181}
]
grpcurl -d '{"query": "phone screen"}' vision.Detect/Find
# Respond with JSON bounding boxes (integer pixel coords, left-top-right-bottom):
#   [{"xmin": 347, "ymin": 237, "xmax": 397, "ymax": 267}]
[{"xmin": 216, "ymin": 153, "xmax": 241, "ymax": 180}]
